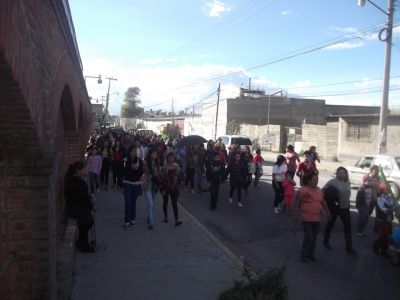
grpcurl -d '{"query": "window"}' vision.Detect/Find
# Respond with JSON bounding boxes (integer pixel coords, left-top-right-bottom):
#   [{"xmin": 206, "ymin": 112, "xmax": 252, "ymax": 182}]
[
  {"xmin": 346, "ymin": 123, "xmax": 371, "ymax": 142},
  {"xmin": 374, "ymin": 157, "xmax": 393, "ymax": 172},
  {"xmin": 355, "ymin": 156, "xmax": 374, "ymax": 168},
  {"xmin": 231, "ymin": 138, "xmax": 252, "ymax": 145}
]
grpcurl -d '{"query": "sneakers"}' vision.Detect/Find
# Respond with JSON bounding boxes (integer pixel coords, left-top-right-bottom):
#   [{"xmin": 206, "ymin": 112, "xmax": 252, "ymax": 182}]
[
  {"xmin": 148, "ymin": 224, "xmax": 154, "ymax": 230},
  {"xmin": 175, "ymin": 220, "xmax": 183, "ymax": 226},
  {"xmin": 96, "ymin": 188, "xmax": 100, "ymax": 194},
  {"xmin": 229, "ymin": 198, "xmax": 233, "ymax": 204},
  {"xmin": 191, "ymin": 189, "xmax": 195, "ymax": 194},
  {"xmin": 274, "ymin": 207, "xmax": 279, "ymax": 214},
  {"xmin": 130, "ymin": 220, "xmax": 136, "ymax": 227},
  {"xmin": 357, "ymin": 232, "xmax": 365, "ymax": 237},
  {"xmin": 124, "ymin": 222, "xmax": 130, "ymax": 230},
  {"xmin": 323, "ymin": 242, "xmax": 332, "ymax": 250},
  {"xmin": 238, "ymin": 202, "xmax": 243, "ymax": 208}
]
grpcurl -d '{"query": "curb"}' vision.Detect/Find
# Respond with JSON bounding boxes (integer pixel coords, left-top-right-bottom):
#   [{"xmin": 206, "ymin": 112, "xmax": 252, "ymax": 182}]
[{"xmin": 178, "ymin": 203, "xmax": 244, "ymax": 272}]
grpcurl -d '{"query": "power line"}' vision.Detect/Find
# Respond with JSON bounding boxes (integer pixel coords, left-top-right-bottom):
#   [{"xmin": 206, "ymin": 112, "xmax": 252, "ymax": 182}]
[
  {"xmin": 283, "ymin": 75, "xmax": 400, "ymax": 90},
  {"xmin": 173, "ymin": 22, "xmax": 394, "ymax": 91}
]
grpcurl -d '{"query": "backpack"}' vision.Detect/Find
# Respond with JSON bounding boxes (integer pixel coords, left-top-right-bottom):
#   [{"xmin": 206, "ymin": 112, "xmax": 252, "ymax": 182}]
[{"xmin": 324, "ymin": 185, "xmax": 340, "ymax": 213}]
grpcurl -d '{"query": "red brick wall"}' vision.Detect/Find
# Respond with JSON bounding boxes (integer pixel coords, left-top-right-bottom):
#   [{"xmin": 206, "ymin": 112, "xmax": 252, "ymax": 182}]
[{"xmin": 0, "ymin": 1, "xmax": 92, "ymax": 299}]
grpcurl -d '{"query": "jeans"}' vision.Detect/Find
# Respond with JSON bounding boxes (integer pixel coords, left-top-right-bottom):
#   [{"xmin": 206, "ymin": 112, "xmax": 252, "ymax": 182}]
[
  {"xmin": 144, "ymin": 189, "xmax": 156, "ymax": 225},
  {"xmin": 196, "ymin": 165, "xmax": 204, "ymax": 189},
  {"xmin": 88, "ymin": 172, "xmax": 100, "ymax": 194},
  {"xmin": 323, "ymin": 208, "xmax": 354, "ymax": 251},
  {"xmin": 185, "ymin": 167, "xmax": 195, "ymax": 190},
  {"xmin": 123, "ymin": 183, "xmax": 140, "ymax": 223},
  {"xmin": 100, "ymin": 158, "xmax": 111, "ymax": 187},
  {"xmin": 272, "ymin": 181, "xmax": 284, "ymax": 208},
  {"xmin": 229, "ymin": 180, "xmax": 242, "ymax": 203},
  {"xmin": 163, "ymin": 190, "xmax": 179, "ymax": 221},
  {"xmin": 302, "ymin": 221, "xmax": 320, "ymax": 257},
  {"xmin": 210, "ymin": 180, "xmax": 220, "ymax": 209},
  {"xmin": 356, "ymin": 206, "xmax": 370, "ymax": 234}
]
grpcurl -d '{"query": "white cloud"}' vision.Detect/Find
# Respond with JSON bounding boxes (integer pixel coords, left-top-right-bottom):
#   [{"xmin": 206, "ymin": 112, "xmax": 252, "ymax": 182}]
[
  {"xmin": 329, "ymin": 26, "xmax": 359, "ymax": 35},
  {"xmin": 203, "ymin": 0, "xmax": 231, "ymax": 17},
  {"xmin": 325, "ymin": 41, "xmax": 364, "ymax": 50},
  {"xmin": 281, "ymin": 11, "xmax": 292, "ymax": 16},
  {"xmin": 83, "ymin": 58, "xmax": 246, "ymax": 115},
  {"xmin": 288, "ymin": 80, "xmax": 311, "ymax": 89}
]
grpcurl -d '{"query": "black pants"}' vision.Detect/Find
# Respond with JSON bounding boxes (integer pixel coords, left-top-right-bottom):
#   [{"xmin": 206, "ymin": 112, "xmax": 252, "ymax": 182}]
[
  {"xmin": 323, "ymin": 208, "xmax": 353, "ymax": 251},
  {"xmin": 210, "ymin": 180, "xmax": 220, "ymax": 209},
  {"xmin": 68, "ymin": 210, "xmax": 94, "ymax": 248},
  {"xmin": 185, "ymin": 167, "xmax": 195, "ymax": 190},
  {"xmin": 163, "ymin": 190, "xmax": 179, "ymax": 221},
  {"xmin": 100, "ymin": 158, "xmax": 111, "ymax": 187},
  {"xmin": 111, "ymin": 160, "xmax": 123, "ymax": 188},
  {"xmin": 229, "ymin": 180, "xmax": 242, "ymax": 202},
  {"xmin": 272, "ymin": 181, "xmax": 284, "ymax": 208},
  {"xmin": 243, "ymin": 173, "xmax": 252, "ymax": 192}
]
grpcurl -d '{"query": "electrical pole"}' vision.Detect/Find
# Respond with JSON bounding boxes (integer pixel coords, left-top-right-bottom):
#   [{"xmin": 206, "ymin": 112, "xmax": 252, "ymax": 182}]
[
  {"xmin": 248, "ymin": 77, "xmax": 251, "ymax": 99},
  {"xmin": 103, "ymin": 76, "xmax": 117, "ymax": 123},
  {"xmin": 214, "ymin": 83, "xmax": 221, "ymax": 141},
  {"xmin": 171, "ymin": 98, "xmax": 174, "ymax": 125}
]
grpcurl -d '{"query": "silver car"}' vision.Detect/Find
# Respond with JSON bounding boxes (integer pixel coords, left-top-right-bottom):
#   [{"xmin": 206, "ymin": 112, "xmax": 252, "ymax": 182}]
[{"xmin": 347, "ymin": 154, "xmax": 400, "ymax": 197}]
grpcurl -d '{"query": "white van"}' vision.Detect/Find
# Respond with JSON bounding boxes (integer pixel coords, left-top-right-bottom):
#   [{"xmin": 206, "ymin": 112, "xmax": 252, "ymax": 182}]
[{"xmin": 218, "ymin": 135, "xmax": 253, "ymax": 153}]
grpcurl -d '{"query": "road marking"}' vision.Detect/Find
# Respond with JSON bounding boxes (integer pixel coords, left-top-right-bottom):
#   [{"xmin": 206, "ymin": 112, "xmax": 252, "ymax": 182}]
[{"xmin": 178, "ymin": 203, "xmax": 244, "ymax": 272}]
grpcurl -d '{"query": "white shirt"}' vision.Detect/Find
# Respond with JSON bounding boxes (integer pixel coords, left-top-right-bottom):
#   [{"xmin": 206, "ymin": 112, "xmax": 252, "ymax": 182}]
[{"xmin": 272, "ymin": 164, "xmax": 287, "ymax": 182}]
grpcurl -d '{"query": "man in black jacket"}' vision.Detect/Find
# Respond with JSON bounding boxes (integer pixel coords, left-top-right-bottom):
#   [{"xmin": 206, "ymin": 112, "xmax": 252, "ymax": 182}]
[
  {"xmin": 226, "ymin": 153, "xmax": 247, "ymax": 207},
  {"xmin": 209, "ymin": 152, "xmax": 223, "ymax": 210}
]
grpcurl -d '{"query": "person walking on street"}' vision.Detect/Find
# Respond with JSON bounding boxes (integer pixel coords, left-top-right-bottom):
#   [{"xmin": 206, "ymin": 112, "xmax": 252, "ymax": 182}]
[
  {"xmin": 308, "ymin": 146, "xmax": 320, "ymax": 164},
  {"xmin": 143, "ymin": 148, "xmax": 161, "ymax": 229},
  {"xmin": 272, "ymin": 155, "xmax": 287, "ymax": 213},
  {"xmin": 99, "ymin": 139, "xmax": 113, "ymax": 191},
  {"xmin": 296, "ymin": 151, "xmax": 317, "ymax": 186},
  {"xmin": 356, "ymin": 165, "xmax": 380, "ymax": 237},
  {"xmin": 184, "ymin": 146, "xmax": 197, "ymax": 194},
  {"xmin": 161, "ymin": 152, "xmax": 183, "ymax": 226},
  {"xmin": 253, "ymin": 149, "xmax": 264, "ymax": 188},
  {"xmin": 209, "ymin": 152, "xmax": 223, "ymax": 210},
  {"xmin": 282, "ymin": 172, "xmax": 296, "ymax": 213},
  {"xmin": 285, "ymin": 144, "xmax": 300, "ymax": 179},
  {"xmin": 111, "ymin": 140, "xmax": 125, "ymax": 190},
  {"xmin": 323, "ymin": 167, "xmax": 357, "ymax": 254},
  {"xmin": 194, "ymin": 144, "xmax": 205, "ymax": 192},
  {"xmin": 242, "ymin": 145, "xmax": 254, "ymax": 195},
  {"xmin": 122, "ymin": 147, "xmax": 143, "ymax": 230},
  {"xmin": 64, "ymin": 161, "xmax": 95, "ymax": 253},
  {"xmin": 226, "ymin": 152, "xmax": 247, "ymax": 208},
  {"xmin": 373, "ymin": 184, "xmax": 395, "ymax": 257},
  {"xmin": 294, "ymin": 172, "xmax": 331, "ymax": 262},
  {"xmin": 86, "ymin": 146, "xmax": 102, "ymax": 195}
]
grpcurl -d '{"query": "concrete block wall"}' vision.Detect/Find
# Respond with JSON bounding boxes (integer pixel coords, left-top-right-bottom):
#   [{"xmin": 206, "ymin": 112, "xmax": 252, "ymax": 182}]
[{"xmin": 301, "ymin": 123, "xmax": 339, "ymax": 160}]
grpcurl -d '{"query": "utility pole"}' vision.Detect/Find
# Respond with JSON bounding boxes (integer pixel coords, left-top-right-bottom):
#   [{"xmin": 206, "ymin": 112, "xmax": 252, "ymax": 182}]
[
  {"xmin": 103, "ymin": 76, "xmax": 117, "ymax": 123},
  {"xmin": 248, "ymin": 77, "xmax": 251, "ymax": 99},
  {"xmin": 214, "ymin": 83, "xmax": 221, "ymax": 141}
]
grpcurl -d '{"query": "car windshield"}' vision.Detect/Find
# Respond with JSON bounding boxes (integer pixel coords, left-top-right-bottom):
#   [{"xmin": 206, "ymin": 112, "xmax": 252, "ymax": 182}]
[
  {"xmin": 395, "ymin": 157, "xmax": 400, "ymax": 169},
  {"xmin": 355, "ymin": 156, "xmax": 374, "ymax": 168},
  {"xmin": 231, "ymin": 138, "xmax": 252, "ymax": 145}
]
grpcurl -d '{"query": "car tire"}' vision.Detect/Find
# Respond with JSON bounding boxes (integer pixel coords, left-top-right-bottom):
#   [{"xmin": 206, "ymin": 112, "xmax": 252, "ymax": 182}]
[{"xmin": 388, "ymin": 182, "xmax": 399, "ymax": 198}]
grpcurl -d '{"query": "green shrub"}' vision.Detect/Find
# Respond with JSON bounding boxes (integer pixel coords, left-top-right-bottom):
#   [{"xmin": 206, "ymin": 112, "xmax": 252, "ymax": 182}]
[{"xmin": 218, "ymin": 259, "xmax": 288, "ymax": 300}]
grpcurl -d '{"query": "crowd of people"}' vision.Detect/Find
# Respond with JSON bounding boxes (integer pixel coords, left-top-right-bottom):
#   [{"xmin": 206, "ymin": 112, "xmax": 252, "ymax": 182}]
[{"xmin": 64, "ymin": 128, "xmax": 399, "ymax": 264}]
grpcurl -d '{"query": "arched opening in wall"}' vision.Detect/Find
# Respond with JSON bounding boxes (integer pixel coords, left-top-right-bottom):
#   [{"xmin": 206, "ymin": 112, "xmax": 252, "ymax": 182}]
[
  {"xmin": 54, "ymin": 85, "xmax": 77, "ymax": 219},
  {"xmin": 0, "ymin": 51, "xmax": 49, "ymax": 299}
]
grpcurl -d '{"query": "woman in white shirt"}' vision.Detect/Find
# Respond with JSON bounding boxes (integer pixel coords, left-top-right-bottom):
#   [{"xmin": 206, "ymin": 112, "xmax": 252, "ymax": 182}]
[{"xmin": 272, "ymin": 155, "xmax": 287, "ymax": 213}]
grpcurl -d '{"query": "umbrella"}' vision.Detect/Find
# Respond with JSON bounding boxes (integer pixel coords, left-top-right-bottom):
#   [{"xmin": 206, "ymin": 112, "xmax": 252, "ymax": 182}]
[{"xmin": 176, "ymin": 135, "xmax": 207, "ymax": 147}]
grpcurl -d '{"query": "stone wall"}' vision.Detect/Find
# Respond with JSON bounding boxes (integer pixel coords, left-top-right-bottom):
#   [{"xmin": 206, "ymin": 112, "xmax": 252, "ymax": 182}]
[{"xmin": 300, "ymin": 123, "xmax": 339, "ymax": 160}]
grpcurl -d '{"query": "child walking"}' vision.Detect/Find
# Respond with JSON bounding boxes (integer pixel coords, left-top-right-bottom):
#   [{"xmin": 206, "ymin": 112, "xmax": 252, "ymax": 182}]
[
  {"xmin": 253, "ymin": 149, "xmax": 264, "ymax": 188},
  {"xmin": 282, "ymin": 172, "xmax": 296, "ymax": 213}
]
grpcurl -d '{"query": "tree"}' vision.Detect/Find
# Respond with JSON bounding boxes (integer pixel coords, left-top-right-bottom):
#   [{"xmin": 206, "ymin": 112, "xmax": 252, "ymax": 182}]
[{"xmin": 120, "ymin": 87, "xmax": 143, "ymax": 118}]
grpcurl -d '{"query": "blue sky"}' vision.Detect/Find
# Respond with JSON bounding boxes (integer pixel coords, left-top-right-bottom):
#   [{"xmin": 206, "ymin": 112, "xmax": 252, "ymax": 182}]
[{"xmin": 69, "ymin": 0, "xmax": 400, "ymax": 115}]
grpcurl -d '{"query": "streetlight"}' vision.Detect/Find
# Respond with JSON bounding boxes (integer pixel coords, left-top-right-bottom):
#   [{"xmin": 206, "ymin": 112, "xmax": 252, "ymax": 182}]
[
  {"xmin": 103, "ymin": 77, "xmax": 118, "ymax": 123},
  {"xmin": 358, "ymin": 0, "xmax": 394, "ymax": 154},
  {"xmin": 84, "ymin": 74, "xmax": 102, "ymax": 84}
]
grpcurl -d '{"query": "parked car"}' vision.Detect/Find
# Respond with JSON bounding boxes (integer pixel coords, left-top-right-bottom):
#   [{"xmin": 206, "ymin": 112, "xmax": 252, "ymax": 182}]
[
  {"xmin": 347, "ymin": 154, "xmax": 400, "ymax": 197},
  {"xmin": 218, "ymin": 135, "xmax": 253, "ymax": 153}
]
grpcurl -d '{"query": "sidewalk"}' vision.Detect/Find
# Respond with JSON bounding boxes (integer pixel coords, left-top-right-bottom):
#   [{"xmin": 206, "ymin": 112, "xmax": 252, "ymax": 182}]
[{"xmin": 70, "ymin": 188, "xmax": 242, "ymax": 300}]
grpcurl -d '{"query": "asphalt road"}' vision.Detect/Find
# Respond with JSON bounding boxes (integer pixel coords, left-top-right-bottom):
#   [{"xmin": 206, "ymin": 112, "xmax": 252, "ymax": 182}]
[{"xmin": 179, "ymin": 163, "xmax": 400, "ymax": 300}]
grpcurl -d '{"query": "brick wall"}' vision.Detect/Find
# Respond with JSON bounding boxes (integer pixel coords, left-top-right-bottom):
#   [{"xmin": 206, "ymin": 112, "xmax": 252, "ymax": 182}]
[{"xmin": 0, "ymin": 1, "xmax": 91, "ymax": 299}]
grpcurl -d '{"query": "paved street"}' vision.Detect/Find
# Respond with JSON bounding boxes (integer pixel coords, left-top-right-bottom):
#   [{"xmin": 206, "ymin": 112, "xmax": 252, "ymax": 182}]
[{"xmin": 71, "ymin": 159, "xmax": 400, "ymax": 300}]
